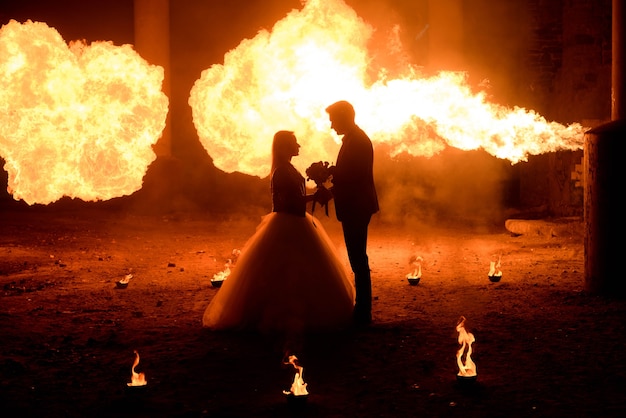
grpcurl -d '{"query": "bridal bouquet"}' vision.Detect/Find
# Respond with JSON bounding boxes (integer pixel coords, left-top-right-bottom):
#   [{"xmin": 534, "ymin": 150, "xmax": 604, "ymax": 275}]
[{"xmin": 305, "ymin": 161, "xmax": 333, "ymax": 216}]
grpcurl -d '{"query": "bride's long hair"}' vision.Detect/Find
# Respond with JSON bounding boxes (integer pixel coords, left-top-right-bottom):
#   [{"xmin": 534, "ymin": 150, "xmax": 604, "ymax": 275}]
[{"xmin": 271, "ymin": 130, "xmax": 296, "ymax": 174}]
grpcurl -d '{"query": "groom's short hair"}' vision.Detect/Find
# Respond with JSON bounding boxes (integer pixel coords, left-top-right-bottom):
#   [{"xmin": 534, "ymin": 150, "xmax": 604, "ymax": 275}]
[{"xmin": 326, "ymin": 100, "xmax": 355, "ymax": 121}]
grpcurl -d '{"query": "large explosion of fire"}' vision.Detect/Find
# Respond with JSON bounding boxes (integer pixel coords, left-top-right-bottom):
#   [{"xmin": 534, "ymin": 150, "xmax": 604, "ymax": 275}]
[
  {"xmin": 0, "ymin": 19, "xmax": 168, "ymax": 205},
  {"xmin": 189, "ymin": 0, "xmax": 586, "ymax": 179},
  {"xmin": 1, "ymin": 0, "xmax": 586, "ymax": 205}
]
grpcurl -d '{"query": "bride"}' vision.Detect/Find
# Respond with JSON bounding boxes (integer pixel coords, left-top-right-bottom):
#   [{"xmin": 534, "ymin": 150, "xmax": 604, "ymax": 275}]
[{"xmin": 202, "ymin": 130, "xmax": 355, "ymax": 335}]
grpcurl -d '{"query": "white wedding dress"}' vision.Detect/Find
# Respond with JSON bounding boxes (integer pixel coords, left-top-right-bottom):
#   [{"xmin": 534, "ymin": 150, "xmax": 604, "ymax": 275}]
[{"xmin": 202, "ymin": 211, "xmax": 355, "ymax": 334}]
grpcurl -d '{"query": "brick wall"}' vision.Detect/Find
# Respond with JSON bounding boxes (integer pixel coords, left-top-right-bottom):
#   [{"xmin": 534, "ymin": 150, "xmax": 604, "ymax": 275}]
[{"xmin": 518, "ymin": 0, "xmax": 611, "ymax": 217}]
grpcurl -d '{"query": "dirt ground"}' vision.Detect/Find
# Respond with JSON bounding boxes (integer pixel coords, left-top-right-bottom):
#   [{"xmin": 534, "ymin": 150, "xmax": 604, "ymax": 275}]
[{"xmin": 1, "ymin": 203, "xmax": 625, "ymax": 417}]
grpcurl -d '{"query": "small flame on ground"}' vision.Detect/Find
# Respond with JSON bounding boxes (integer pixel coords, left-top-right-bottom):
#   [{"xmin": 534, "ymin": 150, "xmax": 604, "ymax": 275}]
[
  {"xmin": 213, "ymin": 261, "xmax": 232, "ymax": 281},
  {"xmin": 118, "ymin": 274, "xmax": 133, "ymax": 285},
  {"xmin": 488, "ymin": 256, "xmax": 502, "ymax": 277},
  {"xmin": 127, "ymin": 350, "xmax": 147, "ymax": 387},
  {"xmin": 212, "ymin": 249, "xmax": 240, "ymax": 281},
  {"xmin": 282, "ymin": 354, "xmax": 308, "ymax": 397},
  {"xmin": 456, "ymin": 316, "xmax": 476, "ymax": 377},
  {"xmin": 407, "ymin": 255, "xmax": 423, "ymax": 279}
]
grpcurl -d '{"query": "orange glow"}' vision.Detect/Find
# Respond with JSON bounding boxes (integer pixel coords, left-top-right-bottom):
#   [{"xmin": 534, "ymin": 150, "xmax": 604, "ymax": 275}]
[
  {"xmin": 189, "ymin": 0, "xmax": 586, "ymax": 178},
  {"xmin": 0, "ymin": 20, "xmax": 168, "ymax": 205},
  {"xmin": 127, "ymin": 350, "xmax": 147, "ymax": 387},
  {"xmin": 456, "ymin": 316, "xmax": 477, "ymax": 377}
]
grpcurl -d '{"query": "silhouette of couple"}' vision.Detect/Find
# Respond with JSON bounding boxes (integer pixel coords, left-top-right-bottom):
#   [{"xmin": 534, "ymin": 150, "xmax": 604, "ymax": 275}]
[{"xmin": 203, "ymin": 101, "xmax": 379, "ymax": 334}]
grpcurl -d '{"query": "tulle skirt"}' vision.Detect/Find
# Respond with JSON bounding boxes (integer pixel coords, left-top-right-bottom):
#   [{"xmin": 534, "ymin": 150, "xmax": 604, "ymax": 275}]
[{"xmin": 203, "ymin": 212, "xmax": 355, "ymax": 334}]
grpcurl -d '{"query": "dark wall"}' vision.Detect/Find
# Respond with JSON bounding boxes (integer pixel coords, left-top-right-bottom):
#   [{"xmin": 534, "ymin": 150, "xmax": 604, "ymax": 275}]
[
  {"xmin": 526, "ymin": 0, "xmax": 612, "ymax": 124},
  {"xmin": 518, "ymin": 0, "xmax": 610, "ymax": 217},
  {"xmin": 0, "ymin": 0, "xmax": 134, "ymax": 44},
  {"xmin": 168, "ymin": 0, "xmax": 301, "ymax": 162}
]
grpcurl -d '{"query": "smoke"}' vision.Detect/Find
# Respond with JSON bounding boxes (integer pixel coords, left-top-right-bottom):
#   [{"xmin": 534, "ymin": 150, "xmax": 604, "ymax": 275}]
[
  {"xmin": 322, "ymin": 1, "xmax": 522, "ymax": 227},
  {"xmin": 373, "ymin": 145, "xmax": 514, "ymax": 229}
]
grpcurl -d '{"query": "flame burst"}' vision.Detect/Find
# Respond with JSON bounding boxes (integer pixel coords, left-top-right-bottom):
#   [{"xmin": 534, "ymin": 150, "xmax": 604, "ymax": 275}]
[
  {"xmin": 0, "ymin": 20, "xmax": 168, "ymax": 205},
  {"xmin": 189, "ymin": 0, "xmax": 585, "ymax": 178}
]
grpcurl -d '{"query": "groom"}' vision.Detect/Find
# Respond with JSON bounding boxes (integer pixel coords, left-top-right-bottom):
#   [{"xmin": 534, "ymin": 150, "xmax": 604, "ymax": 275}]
[{"xmin": 322, "ymin": 100, "xmax": 379, "ymax": 326}]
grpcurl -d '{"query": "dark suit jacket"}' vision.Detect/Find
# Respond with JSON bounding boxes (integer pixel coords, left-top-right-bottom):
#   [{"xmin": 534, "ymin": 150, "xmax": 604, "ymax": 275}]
[{"xmin": 332, "ymin": 125, "xmax": 379, "ymax": 222}]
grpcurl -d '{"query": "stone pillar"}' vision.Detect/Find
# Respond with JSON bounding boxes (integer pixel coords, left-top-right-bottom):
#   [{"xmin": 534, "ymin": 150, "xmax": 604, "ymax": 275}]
[
  {"xmin": 612, "ymin": 0, "xmax": 625, "ymax": 120},
  {"xmin": 583, "ymin": 120, "xmax": 626, "ymax": 297},
  {"xmin": 134, "ymin": 0, "xmax": 171, "ymax": 157},
  {"xmin": 584, "ymin": 0, "xmax": 626, "ymax": 297}
]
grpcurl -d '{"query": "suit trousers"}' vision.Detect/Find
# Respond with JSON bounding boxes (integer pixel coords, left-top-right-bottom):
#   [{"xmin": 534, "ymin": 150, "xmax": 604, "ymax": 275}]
[{"xmin": 341, "ymin": 215, "xmax": 372, "ymax": 317}]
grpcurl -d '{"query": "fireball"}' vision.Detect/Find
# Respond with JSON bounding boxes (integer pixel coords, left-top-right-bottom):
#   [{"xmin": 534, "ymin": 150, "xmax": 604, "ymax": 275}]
[
  {"xmin": 0, "ymin": 20, "xmax": 168, "ymax": 205},
  {"xmin": 189, "ymin": 0, "xmax": 585, "ymax": 179}
]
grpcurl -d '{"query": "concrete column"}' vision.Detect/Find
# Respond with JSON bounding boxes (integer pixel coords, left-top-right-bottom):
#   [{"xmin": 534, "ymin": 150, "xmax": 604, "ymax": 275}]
[
  {"xmin": 584, "ymin": 0, "xmax": 626, "ymax": 297},
  {"xmin": 134, "ymin": 0, "xmax": 171, "ymax": 157},
  {"xmin": 583, "ymin": 120, "xmax": 626, "ymax": 297},
  {"xmin": 612, "ymin": 0, "xmax": 625, "ymax": 120}
]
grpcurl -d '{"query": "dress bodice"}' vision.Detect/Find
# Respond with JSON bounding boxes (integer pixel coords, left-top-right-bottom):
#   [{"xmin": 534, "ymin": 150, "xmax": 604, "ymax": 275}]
[{"xmin": 271, "ymin": 163, "xmax": 306, "ymax": 217}]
